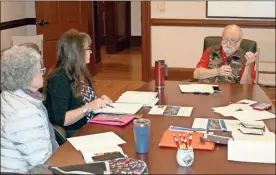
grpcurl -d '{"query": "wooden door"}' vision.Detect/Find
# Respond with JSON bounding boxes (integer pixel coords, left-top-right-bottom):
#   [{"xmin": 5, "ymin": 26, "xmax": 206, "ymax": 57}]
[
  {"xmin": 35, "ymin": 1, "xmax": 96, "ymax": 74},
  {"xmin": 105, "ymin": 2, "xmax": 131, "ymax": 54}
]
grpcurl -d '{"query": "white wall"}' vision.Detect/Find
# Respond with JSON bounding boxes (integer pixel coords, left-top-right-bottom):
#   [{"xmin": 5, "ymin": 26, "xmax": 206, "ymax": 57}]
[
  {"xmin": 131, "ymin": 1, "xmax": 141, "ymax": 36},
  {"xmin": 151, "ymin": 1, "xmax": 276, "ymax": 68},
  {"xmin": 1, "ymin": 1, "xmax": 37, "ymax": 50}
]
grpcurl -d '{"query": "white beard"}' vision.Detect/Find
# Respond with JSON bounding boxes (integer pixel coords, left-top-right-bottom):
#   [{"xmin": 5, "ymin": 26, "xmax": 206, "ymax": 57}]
[{"xmin": 222, "ymin": 45, "xmax": 237, "ymax": 56}]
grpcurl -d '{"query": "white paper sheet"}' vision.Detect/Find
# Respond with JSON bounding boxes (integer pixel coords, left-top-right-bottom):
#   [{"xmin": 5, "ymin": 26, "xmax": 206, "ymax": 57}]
[
  {"xmin": 228, "ymin": 140, "xmax": 275, "ymax": 164},
  {"xmin": 179, "ymin": 84, "xmax": 215, "ymax": 94},
  {"xmin": 212, "ymin": 104, "xmax": 254, "ymax": 117},
  {"xmin": 232, "ymin": 131, "xmax": 275, "ymax": 141},
  {"xmin": 232, "ymin": 110, "xmax": 275, "ymax": 122},
  {"xmin": 68, "ymin": 132, "xmax": 126, "ymax": 151},
  {"xmin": 148, "ymin": 105, "xmax": 193, "ymax": 117},
  {"xmin": 94, "ymin": 103, "xmax": 143, "ymax": 114}
]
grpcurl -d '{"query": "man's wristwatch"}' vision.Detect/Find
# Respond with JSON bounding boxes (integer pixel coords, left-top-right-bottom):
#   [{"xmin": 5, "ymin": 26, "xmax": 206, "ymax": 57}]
[{"xmin": 81, "ymin": 105, "xmax": 89, "ymax": 115}]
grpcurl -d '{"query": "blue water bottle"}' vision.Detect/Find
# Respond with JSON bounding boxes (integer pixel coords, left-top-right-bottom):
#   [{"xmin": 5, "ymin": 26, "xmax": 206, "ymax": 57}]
[{"xmin": 133, "ymin": 119, "xmax": 151, "ymax": 153}]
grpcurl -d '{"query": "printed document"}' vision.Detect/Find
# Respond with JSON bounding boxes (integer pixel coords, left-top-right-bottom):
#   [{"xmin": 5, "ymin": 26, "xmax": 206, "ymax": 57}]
[{"xmin": 148, "ymin": 105, "xmax": 193, "ymax": 117}]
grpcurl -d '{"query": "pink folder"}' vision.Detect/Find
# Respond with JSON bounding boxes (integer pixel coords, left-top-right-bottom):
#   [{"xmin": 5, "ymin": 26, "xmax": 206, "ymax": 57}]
[{"xmin": 89, "ymin": 114, "xmax": 135, "ymax": 126}]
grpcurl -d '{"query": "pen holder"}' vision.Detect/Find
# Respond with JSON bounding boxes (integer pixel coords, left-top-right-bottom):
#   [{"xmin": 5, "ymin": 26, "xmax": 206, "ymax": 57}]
[{"xmin": 176, "ymin": 147, "xmax": 194, "ymax": 167}]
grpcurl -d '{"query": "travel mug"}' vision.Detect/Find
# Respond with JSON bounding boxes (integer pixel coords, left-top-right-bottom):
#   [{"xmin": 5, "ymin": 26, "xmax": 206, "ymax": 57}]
[
  {"xmin": 133, "ymin": 119, "xmax": 151, "ymax": 153},
  {"xmin": 155, "ymin": 60, "xmax": 168, "ymax": 89}
]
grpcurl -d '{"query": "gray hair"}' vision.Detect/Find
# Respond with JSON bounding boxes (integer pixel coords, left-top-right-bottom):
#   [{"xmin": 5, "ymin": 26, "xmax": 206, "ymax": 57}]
[{"xmin": 1, "ymin": 45, "xmax": 41, "ymax": 91}]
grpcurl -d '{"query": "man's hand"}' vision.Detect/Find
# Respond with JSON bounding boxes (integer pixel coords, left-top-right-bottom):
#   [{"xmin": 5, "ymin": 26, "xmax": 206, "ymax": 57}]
[
  {"xmin": 217, "ymin": 65, "xmax": 233, "ymax": 76},
  {"xmin": 245, "ymin": 51, "xmax": 258, "ymax": 66}
]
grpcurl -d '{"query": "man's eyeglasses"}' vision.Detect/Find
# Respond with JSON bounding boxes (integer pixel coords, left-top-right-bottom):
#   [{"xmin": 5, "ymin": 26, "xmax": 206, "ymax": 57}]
[
  {"xmin": 222, "ymin": 37, "xmax": 240, "ymax": 45},
  {"xmin": 40, "ymin": 67, "xmax": 46, "ymax": 74}
]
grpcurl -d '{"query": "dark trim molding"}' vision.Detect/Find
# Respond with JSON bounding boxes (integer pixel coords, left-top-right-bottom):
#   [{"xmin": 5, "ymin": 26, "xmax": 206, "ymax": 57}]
[
  {"xmin": 0, "ymin": 18, "xmax": 36, "ymax": 30},
  {"xmin": 151, "ymin": 18, "xmax": 276, "ymax": 29},
  {"xmin": 130, "ymin": 36, "xmax": 141, "ymax": 47},
  {"xmin": 141, "ymin": 2, "xmax": 152, "ymax": 82},
  {"xmin": 151, "ymin": 67, "xmax": 194, "ymax": 81}
]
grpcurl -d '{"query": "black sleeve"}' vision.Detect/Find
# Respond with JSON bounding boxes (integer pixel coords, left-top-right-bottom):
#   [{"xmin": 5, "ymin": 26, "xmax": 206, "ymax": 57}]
[{"xmin": 46, "ymin": 75, "xmax": 71, "ymax": 126}]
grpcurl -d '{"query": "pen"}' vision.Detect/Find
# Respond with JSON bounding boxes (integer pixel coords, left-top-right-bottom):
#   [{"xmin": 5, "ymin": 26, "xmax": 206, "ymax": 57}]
[
  {"xmin": 100, "ymin": 97, "xmax": 114, "ymax": 108},
  {"xmin": 106, "ymin": 103, "xmax": 114, "ymax": 108}
]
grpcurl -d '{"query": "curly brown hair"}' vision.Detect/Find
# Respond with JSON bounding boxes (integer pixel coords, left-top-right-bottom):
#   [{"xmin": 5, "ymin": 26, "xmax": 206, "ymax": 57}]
[{"xmin": 44, "ymin": 29, "xmax": 93, "ymax": 98}]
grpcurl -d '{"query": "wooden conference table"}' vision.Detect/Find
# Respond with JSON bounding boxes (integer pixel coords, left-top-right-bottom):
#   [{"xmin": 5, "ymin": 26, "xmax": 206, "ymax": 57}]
[{"xmin": 45, "ymin": 81, "xmax": 276, "ymax": 174}]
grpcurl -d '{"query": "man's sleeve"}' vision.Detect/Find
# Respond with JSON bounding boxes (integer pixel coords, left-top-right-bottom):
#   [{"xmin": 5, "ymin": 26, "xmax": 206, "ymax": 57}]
[{"xmin": 196, "ymin": 48, "xmax": 210, "ymax": 68}]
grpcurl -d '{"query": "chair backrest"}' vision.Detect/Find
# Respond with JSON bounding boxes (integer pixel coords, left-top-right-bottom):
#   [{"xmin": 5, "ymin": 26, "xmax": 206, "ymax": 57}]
[
  {"xmin": 203, "ymin": 36, "xmax": 257, "ymax": 53},
  {"xmin": 51, "ymin": 123, "xmax": 68, "ymax": 146},
  {"xmin": 11, "ymin": 35, "xmax": 44, "ymax": 57}
]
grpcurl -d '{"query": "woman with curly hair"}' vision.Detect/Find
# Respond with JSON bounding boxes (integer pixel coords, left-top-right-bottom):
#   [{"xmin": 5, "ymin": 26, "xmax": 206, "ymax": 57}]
[
  {"xmin": 44, "ymin": 29, "xmax": 113, "ymax": 137},
  {"xmin": 1, "ymin": 45, "xmax": 58, "ymax": 173}
]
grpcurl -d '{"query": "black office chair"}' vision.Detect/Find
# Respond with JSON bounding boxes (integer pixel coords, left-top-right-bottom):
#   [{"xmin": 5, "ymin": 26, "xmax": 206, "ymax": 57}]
[
  {"xmin": 184, "ymin": 36, "xmax": 258, "ymax": 82},
  {"xmin": 52, "ymin": 123, "xmax": 67, "ymax": 146},
  {"xmin": 203, "ymin": 36, "xmax": 257, "ymax": 53}
]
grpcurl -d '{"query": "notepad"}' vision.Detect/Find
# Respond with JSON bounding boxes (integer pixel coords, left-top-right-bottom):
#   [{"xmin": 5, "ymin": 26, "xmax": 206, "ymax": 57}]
[
  {"xmin": 94, "ymin": 103, "xmax": 143, "ymax": 114},
  {"xmin": 179, "ymin": 84, "xmax": 218, "ymax": 94},
  {"xmin": 115, "ymin": 91, "xmax": 158, "ymax": 107}
]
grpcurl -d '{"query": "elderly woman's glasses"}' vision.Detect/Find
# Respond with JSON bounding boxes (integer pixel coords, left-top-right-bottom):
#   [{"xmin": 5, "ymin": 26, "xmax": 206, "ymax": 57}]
[{"xmin": 40, "ymin": 67, "xmax": 46, "ymax": 74}]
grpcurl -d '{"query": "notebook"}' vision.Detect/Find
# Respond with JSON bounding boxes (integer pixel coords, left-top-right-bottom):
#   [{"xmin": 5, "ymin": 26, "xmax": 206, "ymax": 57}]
[
  {"xmin": 94, "ymin": 103, "xmax": 143, "ymax": 114},
  {"xmin": 89, "ymin": 114, "xmax": 135, "ymax": 126},
  {"xmin": 159, "ymin": 130, "xmax": 215, "ymax": 151}
]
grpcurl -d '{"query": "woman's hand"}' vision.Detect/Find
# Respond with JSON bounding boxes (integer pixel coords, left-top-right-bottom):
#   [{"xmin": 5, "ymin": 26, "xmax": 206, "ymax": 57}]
[
  {"xmin": 100, "ymin": 95, "xmax": 113, "ymax": 104},
  {"xmin": 85, "ymin": 98, "xmax": 107, "ymax": 111}
]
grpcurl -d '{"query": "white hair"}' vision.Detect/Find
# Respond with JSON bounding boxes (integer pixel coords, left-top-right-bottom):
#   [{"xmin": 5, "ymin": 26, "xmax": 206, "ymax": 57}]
[{"xmin": 1, "ymin": 45, "xmax": 41, "ymax": 91}]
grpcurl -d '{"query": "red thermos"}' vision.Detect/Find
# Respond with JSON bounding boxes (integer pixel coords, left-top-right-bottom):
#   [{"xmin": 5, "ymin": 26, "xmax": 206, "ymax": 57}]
[{"xmin": 155, "ymin": 60, "xmax": 168, "ymax": 89}]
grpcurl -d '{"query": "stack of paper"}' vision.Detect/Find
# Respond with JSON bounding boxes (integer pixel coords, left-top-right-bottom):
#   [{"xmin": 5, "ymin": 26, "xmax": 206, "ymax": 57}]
[
  {"xmin": 116, "ymin": 91, "xmax": 159, "ymax": 107},
  {"xmin": 212, "ymin": 99, "xmax": 275, "ymax": 121},
  {"xmin": 179, "ymin": 84, "xmax": 218, "ymax": 94},
  {"xmin": 94, "ymin": 103, "xmax": 143, "ymax": 114},
  {"xmin": 68, "ymin": 132, "xmax": 127, "ymax": 163}
]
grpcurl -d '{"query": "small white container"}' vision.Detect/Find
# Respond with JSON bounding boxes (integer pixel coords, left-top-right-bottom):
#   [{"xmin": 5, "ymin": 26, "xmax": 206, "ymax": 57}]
[{"xmin": 176, "ymin": 147, "xmax": 194, "ymax": 167}]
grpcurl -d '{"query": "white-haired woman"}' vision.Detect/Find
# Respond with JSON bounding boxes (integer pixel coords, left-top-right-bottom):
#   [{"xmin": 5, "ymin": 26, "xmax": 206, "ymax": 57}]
[{"xmin": 1, "ymin": 45, "xmax": 58, "ymax": 173}]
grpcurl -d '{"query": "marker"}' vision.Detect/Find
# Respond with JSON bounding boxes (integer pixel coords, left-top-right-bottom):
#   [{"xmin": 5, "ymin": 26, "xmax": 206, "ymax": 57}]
[
  {"xmin": 180, "ymin": 134, "xmax": 186, "ymax": 149},
  {"xmin": 173, "ymin": 134, "xmax": 180, "ymax": 148}
]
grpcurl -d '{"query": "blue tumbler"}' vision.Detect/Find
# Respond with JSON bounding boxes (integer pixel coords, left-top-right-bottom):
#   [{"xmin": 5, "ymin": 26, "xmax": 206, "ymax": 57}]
[{"xmin": 133, "ymin": 119, "xmax": 151, "ymax": 153}]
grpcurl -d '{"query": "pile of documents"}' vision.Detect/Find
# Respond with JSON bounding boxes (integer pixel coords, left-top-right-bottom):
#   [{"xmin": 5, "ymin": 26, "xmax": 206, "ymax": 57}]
[
  {"xmin": 67, "ymin": 132, "xmax": 127, "ymax": 163},
  {"xmin": 212, "ymin": 99, "xmax": 275, "ymax": 122},
  {"xmin": 115, "ymin": 91, "xmax": 159, "ymax": 107}
]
